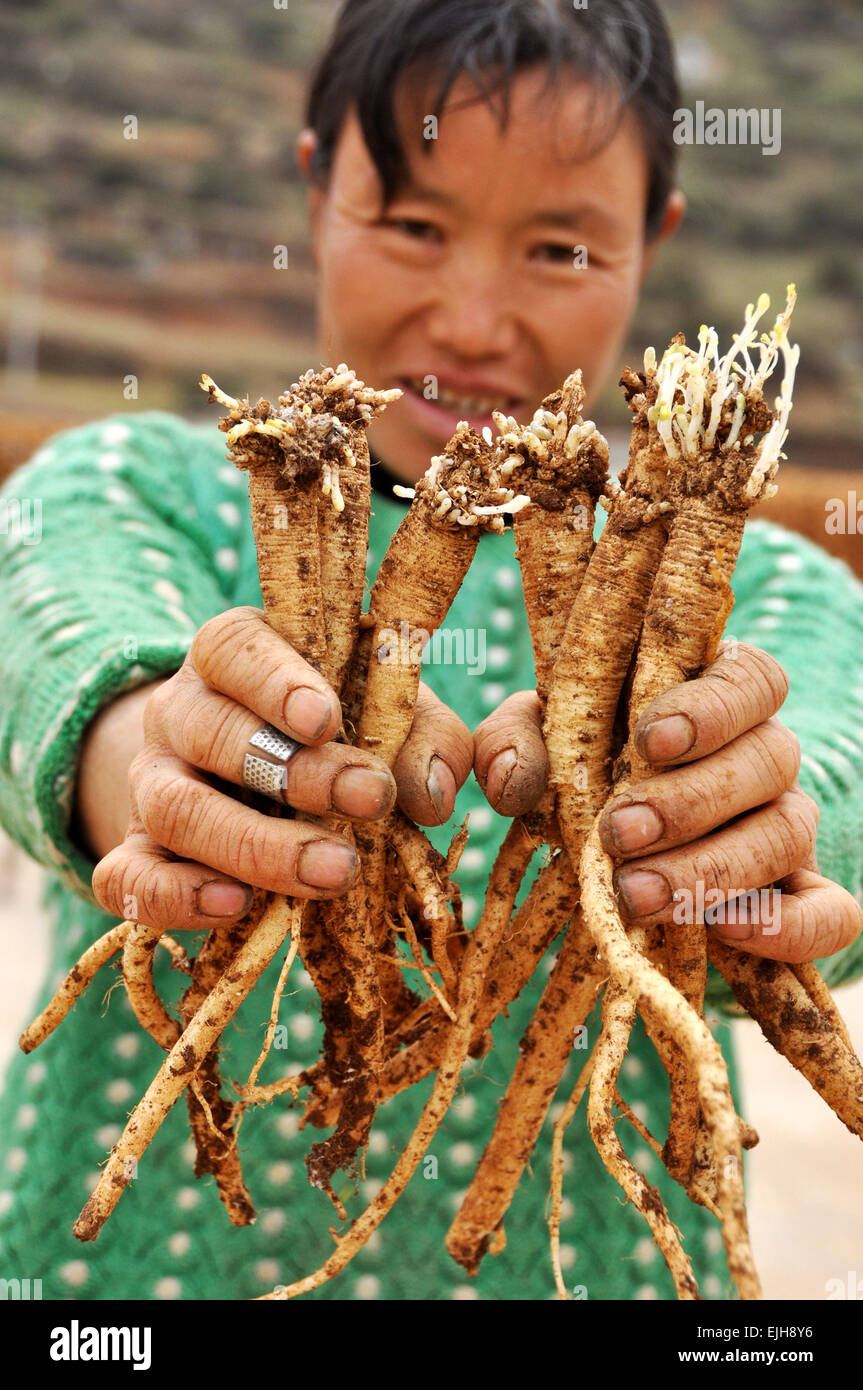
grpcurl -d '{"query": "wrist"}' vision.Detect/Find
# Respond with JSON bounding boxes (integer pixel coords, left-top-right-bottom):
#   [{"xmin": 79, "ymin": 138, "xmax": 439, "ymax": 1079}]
[{"xmin": 71, "ymin": 680, "xmax": 166, "ymax": 861}]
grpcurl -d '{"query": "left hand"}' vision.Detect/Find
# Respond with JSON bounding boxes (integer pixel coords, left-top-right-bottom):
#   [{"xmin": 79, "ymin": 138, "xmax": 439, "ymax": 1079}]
[{"xmin": 473, "ymin": 643, "xmax": 863, "ymax": 963}]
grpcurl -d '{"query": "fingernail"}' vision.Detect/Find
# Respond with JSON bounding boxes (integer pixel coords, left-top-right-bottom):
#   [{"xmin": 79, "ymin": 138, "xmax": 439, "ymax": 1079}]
[
  {"xmin": 297, "ymin": 840, "xmax": 358, "ymax": 890},
  {"xmin": 486, "ymin": 748, "xmax": 517, "ymax": 806},
  {"xmin": 331, "ymin": 766, "xmax": 394, "ymax": 819},
  {"xmin": 705, "ymin": 896, "xmax": 763, "ymax": 941},
  {"xmin": 608, "ymin": 803, "xmax": 664, "ymax": 853},
  {"xmin": 197, "ymin": 881, "xmax": 253, "ymax": 918},
  {"xmin": 284, "ymin": 687, "xmax": 333, "ymax": 741},
  {"xmin": 614, "ymin": 868, "xmax": 671, "ymax": 917},
  {"xmin": 641, "ymin": 713, "xmax": 696, "ymax": 763},
  {"xmin": 708, "ymin": 918, "xmax": 756, "ymax": 942},
  {"xmin": 427, "ymin": 756, "xmax": 456, "ymax": 820}
]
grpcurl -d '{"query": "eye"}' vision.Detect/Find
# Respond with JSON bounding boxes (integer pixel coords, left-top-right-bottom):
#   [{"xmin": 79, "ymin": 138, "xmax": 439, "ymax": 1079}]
[
  {"xmin": 384, "ymin": 218, "xmax": 442, "ymax": 243},
  {"xmin": 532, "ymin": 242, "xmax": 586, "ymax": 265}
]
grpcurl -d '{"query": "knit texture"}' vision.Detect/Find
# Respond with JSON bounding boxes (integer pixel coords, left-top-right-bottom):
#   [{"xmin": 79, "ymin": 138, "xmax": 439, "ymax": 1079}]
[{"xmin": 0, "ymin": 411, "xmax": 862, "ymax": 1301}]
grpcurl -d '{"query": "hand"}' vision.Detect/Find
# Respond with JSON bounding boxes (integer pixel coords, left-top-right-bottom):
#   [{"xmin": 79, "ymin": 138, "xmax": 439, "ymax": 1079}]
[
  {"xmin": 90, "ymin": 606, "xmax": 472, "ymax": 932},
  {"xmin": 474, "ymin": 644, "xmax": 863, "ymax": 964}
]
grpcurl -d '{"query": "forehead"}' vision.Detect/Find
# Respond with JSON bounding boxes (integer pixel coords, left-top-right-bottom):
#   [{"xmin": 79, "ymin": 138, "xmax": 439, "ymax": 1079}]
[{"xmin": 331, "ymin": 64, "xmax": 650, "ymax": 222}]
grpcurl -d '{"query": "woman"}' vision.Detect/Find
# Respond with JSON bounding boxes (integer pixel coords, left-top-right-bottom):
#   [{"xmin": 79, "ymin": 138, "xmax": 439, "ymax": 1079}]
[{"xmin": 1, "ymin": 0, "xmax": 861, "ymax": 1301}]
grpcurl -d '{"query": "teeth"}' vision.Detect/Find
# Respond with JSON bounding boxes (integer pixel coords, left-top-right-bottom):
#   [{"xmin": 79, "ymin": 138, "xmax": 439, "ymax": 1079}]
[{"xmin": 407, "ymin": 378, "xmax": 511, "ymax": 416}]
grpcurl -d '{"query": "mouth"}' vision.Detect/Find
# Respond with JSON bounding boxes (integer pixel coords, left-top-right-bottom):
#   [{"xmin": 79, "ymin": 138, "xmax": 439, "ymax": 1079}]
[{"xmin": 397, "ymin": 376, "xmax": 524, "ymax": 440}]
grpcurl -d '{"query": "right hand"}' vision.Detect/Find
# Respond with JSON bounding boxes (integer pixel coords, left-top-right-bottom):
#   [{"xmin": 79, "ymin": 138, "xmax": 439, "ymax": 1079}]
[{"xmin": 91, "ymin": 607, "xmax": 473, "ymax": 931}]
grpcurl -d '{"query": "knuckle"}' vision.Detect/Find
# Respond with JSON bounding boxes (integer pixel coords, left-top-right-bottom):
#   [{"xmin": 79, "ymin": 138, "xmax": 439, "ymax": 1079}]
[
  {"xmin": 191, "ymin": 607, "xmax": 261, "ymax": 683},
  {"xmin": 175, "ymin": 691, "xmax": 239, "ymax": 770},
  {"xmin": 128, "ymin": 748, "xmax": 152, "ymax": 791},
  {"xmin": 231, "ymin": 816, "xmax": 276, "ymax": 888},
  {"xmin": 780, "ymin": 790, "xmax": 819, "ymax": 849},
  {"xmin": 690, "ymin": 844, "xmax": 732, "ymax": 895},
  {"xmin": 759, "ymin": 803, "xmax": 810, "ymax": 873},
  {"xmin": 142, "ymin": 674, "xmax": 176, "ymax": 736},
  {"xmin": 139, "ymin": 772, "xmax": 196, "ymax": 847},
  {"xmin": 92, "ymin": 850, "xmax": 128, "ymax": 916},
  {"xmin": 840, "ymin": 899, "xmax": 863, "ymax": 950},
  {"xmin": 138, "ymin": 868, "xmax": 187, "ymax": 930},
  {"xmin": 748, "ymin": 721, "xmax": 800, "ymax": 788},
  {"xmin": 703, "ymin": 645, "xmax": 789, "ymax": 730},
  {"xmin": 666, "ymin": 773, "xmax": 718, "ymax": 835},
  {"xmin": 787, "ymin": 911, "xmax": 822, "ymax": 963},
  {"xmin": 749, "ymin": 645, "xmax": 790, "ymax": 705}
]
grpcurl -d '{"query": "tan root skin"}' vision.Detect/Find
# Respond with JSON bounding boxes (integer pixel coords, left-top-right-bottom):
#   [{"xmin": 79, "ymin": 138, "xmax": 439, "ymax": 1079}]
[{"xmin": 24, "ymin": 320, "xmax": 863, "ymax": 1303}]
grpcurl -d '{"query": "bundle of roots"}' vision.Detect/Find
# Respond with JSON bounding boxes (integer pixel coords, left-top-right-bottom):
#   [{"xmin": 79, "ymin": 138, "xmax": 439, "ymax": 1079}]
[{"xmin": 21, "ymin": 289, "xmax": 863, "ymax": 1300}]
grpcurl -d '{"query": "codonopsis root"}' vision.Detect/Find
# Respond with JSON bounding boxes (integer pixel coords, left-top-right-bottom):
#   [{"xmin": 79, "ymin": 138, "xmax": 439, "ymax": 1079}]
[
  {"xmin": 73, "ymin": 896, "xmax": 304, "ymax": 1240},
  {"xmin": 580, "ymin": 819, "xmax": 761, "ymax": 1300},
  {"xmin": 19, "ymin": 922, "xmax": 132, "ymax": 1053},
  {"xmin": 258, "ymin": 813, "xmax": 536, "ymax": 1299},
  {"xmin": 587, "ymin": 976, "xmax": 699, "ymax": 1299},
  {"xmin": 707, "ymin": 939, "xmax": 863, "ymax": 1139}
]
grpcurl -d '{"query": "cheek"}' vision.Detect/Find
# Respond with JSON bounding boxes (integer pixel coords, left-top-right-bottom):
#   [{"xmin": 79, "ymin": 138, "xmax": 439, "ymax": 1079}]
[{"xmin": 317, "ymin": 228, "xmax": 410, "ymax": 349}]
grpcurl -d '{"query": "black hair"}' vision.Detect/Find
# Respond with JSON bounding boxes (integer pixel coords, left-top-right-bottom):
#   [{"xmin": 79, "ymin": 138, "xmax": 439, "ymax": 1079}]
[{"xmin": 305, "ymin": 0, "xmax": 681, "ymax": 239}]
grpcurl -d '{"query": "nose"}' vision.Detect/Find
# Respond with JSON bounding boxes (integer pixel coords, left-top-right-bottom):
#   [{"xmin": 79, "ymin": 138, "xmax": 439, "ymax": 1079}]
[{"xmin": 424, "ymin": 247, "xmax": 518, "ymax": 359}]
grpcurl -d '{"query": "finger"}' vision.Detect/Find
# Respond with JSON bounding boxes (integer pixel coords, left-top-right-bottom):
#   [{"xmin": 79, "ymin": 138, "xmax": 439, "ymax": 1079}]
[
  {"xmin": 185, "ymin": 606, "xmax": 342, "ymax": 745},
  {"xmin": 473, "ymin": 689, "xmax": 548, "ymax": 817},
  {"xmin": 612, "ymin": 789, "xmax": 819, "ymax": 925},
  {"xmin": 150, "ymin": 676, "xmax": 395, "ymax": 820},
  {"xmin": 633, "ymin": 642, "xmax": 789, "ymax": 767},
  {"xmin": 392, "ymin": 682, "xmax": 474, "ymax": 825},
  {"xmin": 599, "ymin": 718, "xmax": 800, "ymax": 859},
  {"xmin": 708, "ymin": 867, "xmax": 863, "ymax": 964},
  {"xmin": 92, "ymin": 832, "xmax": 255, "ymax": 933},
  {"xmin": 133, "ymin": 752, "xmax": 360, "ymax": 896}
]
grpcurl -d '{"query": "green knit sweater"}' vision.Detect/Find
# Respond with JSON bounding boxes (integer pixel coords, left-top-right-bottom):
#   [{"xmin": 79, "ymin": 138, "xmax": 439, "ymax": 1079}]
[{"xmin": 1, "ymin": 411, "xmax": 862, "ymax": 1302}]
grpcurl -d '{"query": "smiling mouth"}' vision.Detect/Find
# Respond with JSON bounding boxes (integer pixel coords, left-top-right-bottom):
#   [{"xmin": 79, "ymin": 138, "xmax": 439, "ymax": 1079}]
[{"xmin": 401, "ymin": 377, "xmax": 520, "ymax": 417}]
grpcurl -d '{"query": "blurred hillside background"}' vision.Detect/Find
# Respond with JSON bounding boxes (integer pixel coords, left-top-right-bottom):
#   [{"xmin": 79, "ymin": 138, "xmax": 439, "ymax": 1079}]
[{"xmin": 0, "ymin": 0, "xmax": 861, "ymax": 471}]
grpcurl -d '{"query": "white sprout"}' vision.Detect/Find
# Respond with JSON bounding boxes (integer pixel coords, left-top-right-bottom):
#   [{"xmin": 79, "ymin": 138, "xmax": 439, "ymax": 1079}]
[
  {"xmin": 199, "ymin": 374, "xmax": 240, "ymax": 411},
  {"xmin": 471, "ymin": 494, "xmax": 531, "ymax": 517},
  {"xmin": 646, "ymin": 286, "xmax": 799, "ymax": 491}
]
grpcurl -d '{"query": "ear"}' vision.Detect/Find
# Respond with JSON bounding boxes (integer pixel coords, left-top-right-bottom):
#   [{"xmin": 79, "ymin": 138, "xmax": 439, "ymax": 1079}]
[
  {"xmin": 297, "ymin": 128, "xmax": 326, "ymax": 264},
  {"xmin": 640, "ymin": 189, "xmax": 686, "ymax": 279}
]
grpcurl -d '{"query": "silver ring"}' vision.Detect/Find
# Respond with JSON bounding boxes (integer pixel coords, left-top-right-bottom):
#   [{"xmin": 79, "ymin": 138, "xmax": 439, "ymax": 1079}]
[{"xmin": 242, "ymin": 723, "xmax": 303, "ymax": 802}]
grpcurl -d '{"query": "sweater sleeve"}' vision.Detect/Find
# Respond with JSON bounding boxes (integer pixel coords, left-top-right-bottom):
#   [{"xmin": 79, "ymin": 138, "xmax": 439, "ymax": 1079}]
[
  {"xmin": 0, "ymin": 411, "xmax": 251, "ymax": 904},
  {"xmin": 705, "ymin": 517, "xmax": 863, "ymax": 1011}
]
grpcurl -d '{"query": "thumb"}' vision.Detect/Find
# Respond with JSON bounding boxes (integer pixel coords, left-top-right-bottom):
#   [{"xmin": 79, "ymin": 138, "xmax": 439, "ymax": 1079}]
[
  {"xmin": 473, "ymin": 689, "xmax": 548, "ymax": 817},
  {"xmin": 392, "ymin": 682, "xmax": 473, "ymax": 826}
]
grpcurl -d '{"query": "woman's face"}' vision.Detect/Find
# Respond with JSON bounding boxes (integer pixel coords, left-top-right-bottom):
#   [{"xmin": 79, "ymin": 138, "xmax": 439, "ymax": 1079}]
[{"xmin": 302, "ymin": 66, "xmax": 681, "ymax": 482}]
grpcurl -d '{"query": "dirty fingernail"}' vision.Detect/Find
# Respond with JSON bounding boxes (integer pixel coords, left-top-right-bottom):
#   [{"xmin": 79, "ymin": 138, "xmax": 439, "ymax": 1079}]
[
  {"xmin": 197, "ymin": 881, "xmax": 254, "ymax": 918},
  {"xmin": 332, "ymin": 766, "xmax": 394, "ymax": 819},
  {"xmin": 427, "ymin": 756, "xmax": 456, "ymax": 820},
  {"xmin": 297, "ymin": 840, "xmax": 358, "ymax": 890},
  {"xmin": 284, "ymin": 687, "xmax": 333, "ymax": 741},
  {"xmin": 708, "ymin": 918, "xmax": 757, "ymax": 942},
  {"xmin": 486, "ymin": 748, "xmax": 517, "ymax": 806},
  {"xmin": 641, "ymin": 713, "xmax": 696, "ymax": 763},
  {"xmin": 609, "ymin": 803, "xmax": 664, "ymax": 853},
  {"xmin": 614, "ymin": 868, "xmax": 671, "ymax": 917}
]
